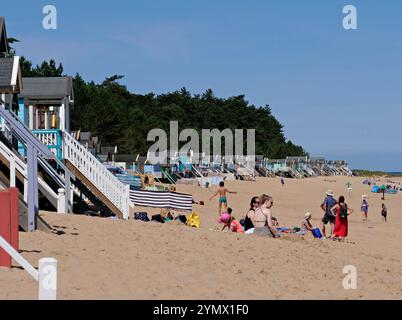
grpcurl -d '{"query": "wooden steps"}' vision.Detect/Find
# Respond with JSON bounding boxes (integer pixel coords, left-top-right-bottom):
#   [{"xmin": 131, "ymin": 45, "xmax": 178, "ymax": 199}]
[{"xmin": 65, "ymin": 160, "xmax": 124, "ymax": 219}]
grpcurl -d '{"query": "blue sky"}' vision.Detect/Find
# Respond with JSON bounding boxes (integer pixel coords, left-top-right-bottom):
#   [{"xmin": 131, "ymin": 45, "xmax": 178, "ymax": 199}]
[{"xmin": 3, "ymin": 0, "xmax": 402, "ymax": 171}]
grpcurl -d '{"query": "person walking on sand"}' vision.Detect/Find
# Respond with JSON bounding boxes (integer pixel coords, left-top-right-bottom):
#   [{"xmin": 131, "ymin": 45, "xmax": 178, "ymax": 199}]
[
  {"xmin": 361, "ymin": 195, "xmax": 369, "ymax": 221},
  {"xmin": 209, "ymin": 181, "xmax": 237, "ymax": 215},
  {"xmin": 381, "ymin": 185, "xmax": 386, "ymax": 200},
  {"xmin": 281, "ymin": 176, "xmax": 285, "ymax": 187},
  {"xmin": 381, "ymin": 203, "xmax": 388, "ymax": 222},
  {"xmin": 320, "ymin": 190, "xmax": 337, "ymax": 238},
  {"xmin": 346, "ymin": 181, "xmax": 353, "ymax": 198},
  {"xmin": 331, "ymin": 196, "xmax": 354, "ymax": 240},
  {"xmin": 252, "ymin": 194, "xmax": 277, "ymax": 238}
]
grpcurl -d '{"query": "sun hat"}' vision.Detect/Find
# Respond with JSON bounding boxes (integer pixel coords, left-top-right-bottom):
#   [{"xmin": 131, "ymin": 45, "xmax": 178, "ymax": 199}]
[
  {"xmin": 218, "ymin": 213, "xmax": 231, "ymax": 224},
  {"xmin": 304, "ymin": 212, "xmax": 312, "ymax": 220},
  {"xmin": 326, "ymin": 190, "xmax": 334, "ymax": 196}
]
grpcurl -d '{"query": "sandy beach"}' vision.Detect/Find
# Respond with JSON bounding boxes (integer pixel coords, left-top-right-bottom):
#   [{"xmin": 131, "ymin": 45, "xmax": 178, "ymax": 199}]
[{"xmin": 1, "ymin": 176, "xmax": 401, "ymax": 300}]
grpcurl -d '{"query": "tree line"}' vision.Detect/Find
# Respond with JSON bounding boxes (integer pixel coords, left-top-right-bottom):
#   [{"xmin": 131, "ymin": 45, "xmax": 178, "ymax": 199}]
[{"xmin": 19, "ymin": 57, "xmax": 306, "ymax": 158}]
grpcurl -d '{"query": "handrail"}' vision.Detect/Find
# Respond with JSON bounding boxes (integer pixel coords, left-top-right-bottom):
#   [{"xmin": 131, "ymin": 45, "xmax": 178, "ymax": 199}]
[
  {"xmin": 0, "ymin": 108, "xmax": 72, "ymax": 176},
  {"xmin": 0, "ymin": 140, "xmax": 59, "ymax": 204},
  {"xmin": 0, "ymin": 235, "xmax": 38, "ymax": 281},
  {"xmin": 63, "ymin": 130, "xmax": 130, "ymax": 219},
  {"xmin": 0, "ymin": 108, "xmax": 74, "ymax": 181},
  {"xmin": 0, "ymin": 235, "xmax": 58, "ymax": 300}
]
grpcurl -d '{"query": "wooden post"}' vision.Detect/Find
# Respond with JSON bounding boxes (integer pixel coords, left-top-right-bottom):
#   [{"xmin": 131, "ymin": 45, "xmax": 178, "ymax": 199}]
[
  {"xmin": 0, "ymin": 191, "xmax": 11, "ymax": 268},
  {"xmin": 60, "ymin": 103, "xmax": 65, "ymax": 131},
  {"xmin": 27, "ymin": 145, "xmax": 39, "ymax": 232},
  {"xmin": 28, "ymin": 105, "xmax": 34, "ymax": 130},
  {"xmin": 9, "ymin": 157, "xmax": 16, "ymax": 188},
  {"xmin": 44, "ymin": 111, "xmax": 49, "ymax": 130},
  {"xmin": 38, "ymin": 258, "xmax": 58, "ymax": 300},
  {"xmin": 57, "ymin": 188, "xmax": 66, "ymax": 214},
  {"xmin": 0, "ymin": 188, "xmax": 18, "ymax": 268},
  {"xmin": 9, "ymin": 188, "xmax": 19, "ymax": 251}
]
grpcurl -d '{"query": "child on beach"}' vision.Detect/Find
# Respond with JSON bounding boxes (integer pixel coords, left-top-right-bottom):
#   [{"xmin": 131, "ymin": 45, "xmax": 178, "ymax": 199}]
[
  {"xmin": 381, "ymin": 203, "xmax": 388, "ymax": 222},
  {"xmin": 209, "ymin": 181, "xmax": 237, "ymax": 215},
  {"xmin": 361, "ymin": 196, "xmax": 369, "ymax": 221},
  {"xmin": 220, "ymin": 208, "xmax": 244, "ymax": 233}
]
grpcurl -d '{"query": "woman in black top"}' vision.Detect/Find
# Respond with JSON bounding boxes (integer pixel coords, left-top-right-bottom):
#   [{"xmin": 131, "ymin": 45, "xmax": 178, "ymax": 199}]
[{"xmin": 244, "ymin": 197, "xmax": 260, "ymax": 231}]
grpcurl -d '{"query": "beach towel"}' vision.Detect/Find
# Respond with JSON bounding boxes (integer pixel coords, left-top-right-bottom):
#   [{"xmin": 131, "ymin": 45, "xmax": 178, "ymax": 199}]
[{"xmin": 186, "ymin": 213, "xmax": 200, "ymax": 228}]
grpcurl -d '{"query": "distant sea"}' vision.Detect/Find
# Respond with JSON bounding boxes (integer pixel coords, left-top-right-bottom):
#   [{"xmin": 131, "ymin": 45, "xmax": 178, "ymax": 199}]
[{"xmin": 387, "ymin": 172, "xmax": 402, "ymax": 175}]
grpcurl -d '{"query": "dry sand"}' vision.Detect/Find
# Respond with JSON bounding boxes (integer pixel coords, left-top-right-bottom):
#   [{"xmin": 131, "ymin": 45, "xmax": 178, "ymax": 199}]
[{"xmin": 1, "ymin": 176, "xmax": 401, "ymax": 300}]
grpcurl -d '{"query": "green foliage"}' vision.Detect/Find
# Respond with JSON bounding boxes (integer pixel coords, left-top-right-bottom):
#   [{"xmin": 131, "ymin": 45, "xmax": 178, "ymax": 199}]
[
  {"xmin": 21, "ymin": 58, "xmax": 63, "ymax": 77},
  {"xmin": 71, "ymin": 77, "xmax": 306, "ymax": 158},
  {"xmin": 21, "ymin": 57, "xmax": 306, "ymax": 158},
  {"xmin": 353, "ymin": 170, "xmax": 402, "ymax": 177}
]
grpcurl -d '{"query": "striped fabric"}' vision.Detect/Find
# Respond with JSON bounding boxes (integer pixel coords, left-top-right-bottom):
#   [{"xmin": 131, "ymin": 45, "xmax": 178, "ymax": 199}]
[{"xmin": 129, "ymin": 190, "xmax": 193, "ymax": 211}]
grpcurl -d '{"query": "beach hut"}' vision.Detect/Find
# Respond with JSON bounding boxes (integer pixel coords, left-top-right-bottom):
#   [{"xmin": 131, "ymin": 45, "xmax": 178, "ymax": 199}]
[
  {"xmin": 17, "ymin": 77, "xmax": 74, "ymax": 159},
  {"xmin": 19, "ymin": 77, "xmax": 74, "ymax": 132}
]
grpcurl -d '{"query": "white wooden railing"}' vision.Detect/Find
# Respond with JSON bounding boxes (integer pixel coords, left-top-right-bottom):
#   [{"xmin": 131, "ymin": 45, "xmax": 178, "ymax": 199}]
[
  {"xmin": 0, "ymin": 235, "xmax": 58, "ymax": 300},
  {"xmin": 63, "ymin": 131, "xmax": 130, "ymax": 219},
  {"xmin": 0, "ymin": 140, "xmax": 66, "ymax": 212}
]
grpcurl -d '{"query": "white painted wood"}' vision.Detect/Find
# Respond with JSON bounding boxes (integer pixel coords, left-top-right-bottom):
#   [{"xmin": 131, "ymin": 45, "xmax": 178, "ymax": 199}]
[
  {"xmin": 0, "ymin": 235, "xmax": 39, "ymax": 281},
  {"xmin": 23, "ymin": 178, "xmax": 28, "ymax": 202},
  {"xmin": 28, "ymin": 105, "xmax": 34, "ymax": 130},
  {"xmin": 44, "ymin": 112, "xmax": 49, "ymax": 130},
  {"xmin": 57, "ymin": 188, "xmax": 66, "ymax": 214},
  {"xmin": 0, "ymin": 139, "xmax": 58, "ymax": 206},
  {"xmin": 63, "ymin": 131, "xmax": 130, "ymax": 219},
  {"xmin": 9, "ymin": 157, "xmax": 16, "ymax": 187},
  {"xmin": 38, "ymin": 258, "xmax": 58, "ymax": 300},
  {"xmin": 59, "ymin": 104, "xmax": 65, "ymax": 131},
  {"xmin": 10, "ymin": 56, "xmax": 20, "ymax": 86}
]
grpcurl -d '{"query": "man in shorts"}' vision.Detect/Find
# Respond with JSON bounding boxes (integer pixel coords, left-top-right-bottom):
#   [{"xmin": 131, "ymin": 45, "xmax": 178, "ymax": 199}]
[{"xmin": 320, "ymin": 190, "xmax": 337, "ymax": 238}]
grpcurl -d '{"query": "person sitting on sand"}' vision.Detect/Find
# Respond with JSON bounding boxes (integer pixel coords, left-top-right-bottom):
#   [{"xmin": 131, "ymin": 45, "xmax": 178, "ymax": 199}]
[
  {"xmin": 242, "ymin": 196, "xmax": 259, "ymax": 232},
  {"xmin": 381, "ymin": 203, "xmax": 388, "ymax": 222},
  {"xmin": 220, "ymin": 208, "xmax": 244, "ymax": 233},
  {"xmin": 252, "ymin": 194, "xmax": 277, "ymax": 238},
  {"xmin": 296, "ymin": 212, "xmax": 314, "ymax": 236},
  {"xmin": 228, "ymin": 216, "xmax": 244, "ymax": 234},
  {"xmin": 209, "ymin": 181, "xmax": 237, "ymax": 215},
  {"xmin": 271, "ymin": 217, "xmax": 280, "ymax": 227}
]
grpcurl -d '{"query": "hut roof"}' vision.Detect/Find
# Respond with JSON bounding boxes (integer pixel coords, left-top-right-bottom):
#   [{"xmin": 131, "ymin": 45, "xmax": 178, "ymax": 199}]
[{"xmin": 20, "ymin": 77, "xmax": 73, "ymax": 104}]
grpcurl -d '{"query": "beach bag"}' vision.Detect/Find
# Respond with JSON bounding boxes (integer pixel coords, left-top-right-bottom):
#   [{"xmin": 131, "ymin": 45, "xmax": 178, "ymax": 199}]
[
  {"xmin": 151, "ymin": 214, "xmax": 165, "ymax": 224},
  {"xmin": 312, "ymin": 228, "xmax": 323, "ymax": 239},
  {"xmin": 186, "ymin": 213, "xmax": 200, "ymax": 228},
  {"xmin": 175, "ymin": 215, "xmax": 187, "ymax": 224},
  {"xmin": 134, "ymin": 212, "xmax": 150, "ymax": 222},
  {"xmin": 339, "ymin": 205, "xmax": 348, "ymax": 220}
]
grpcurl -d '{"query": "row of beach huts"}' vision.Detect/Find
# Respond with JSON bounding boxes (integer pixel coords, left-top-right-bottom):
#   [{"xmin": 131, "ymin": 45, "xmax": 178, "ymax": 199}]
[{"xmin": 74, "ymin": 133, "xmax": 353, "ymax": 189}]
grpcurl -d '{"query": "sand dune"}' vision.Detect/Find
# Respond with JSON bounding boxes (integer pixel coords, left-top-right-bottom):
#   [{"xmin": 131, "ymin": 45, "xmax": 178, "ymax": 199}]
[{"xmin": 1, "ymin": 176, "xmax": 401, "ymax": 300}]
